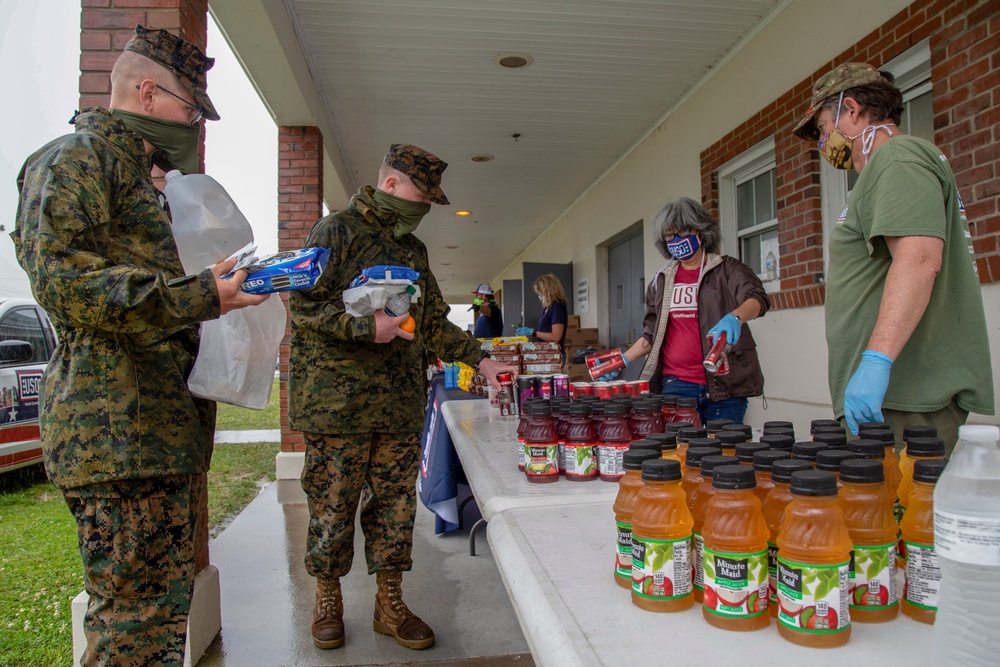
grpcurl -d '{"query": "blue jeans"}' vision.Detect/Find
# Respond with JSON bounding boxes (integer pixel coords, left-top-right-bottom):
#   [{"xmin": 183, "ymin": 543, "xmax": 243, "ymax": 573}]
[{"xmin": 661, "ymin": 376, "xmax": 748, "ymax": 425}]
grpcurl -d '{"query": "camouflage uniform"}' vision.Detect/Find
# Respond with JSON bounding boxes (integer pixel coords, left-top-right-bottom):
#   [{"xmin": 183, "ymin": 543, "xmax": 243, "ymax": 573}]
[
  {"xmin": 290, "ymin": 174, "xmax": 481, "ymax": 577},
  {"xmin": 11, "ymin": 25, "xmax": 221, "ymax": 667}
]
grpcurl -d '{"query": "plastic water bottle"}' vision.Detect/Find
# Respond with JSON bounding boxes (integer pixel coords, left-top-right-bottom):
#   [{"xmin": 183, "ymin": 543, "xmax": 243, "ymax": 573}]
[
  {"xmin": 932, "ymin": 425, "xmax": 1000, "ymax": 665},
  {"xmin": 163, "ymin": 170, "xmax": 253, "ymax": 274},
  {"xmin": 384, "ymin": 285, "xmax": 416, "ymax": 317}
]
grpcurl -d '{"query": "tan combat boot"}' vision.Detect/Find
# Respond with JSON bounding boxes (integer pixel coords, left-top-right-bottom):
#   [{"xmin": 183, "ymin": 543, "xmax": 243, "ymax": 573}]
[
  {"xmin": 372, "ymin": 570, "xmax": 435, "ymax": 649},
  {"xmin": 312, "ymin": 576, "xmax": 345, "ymax": 649}
]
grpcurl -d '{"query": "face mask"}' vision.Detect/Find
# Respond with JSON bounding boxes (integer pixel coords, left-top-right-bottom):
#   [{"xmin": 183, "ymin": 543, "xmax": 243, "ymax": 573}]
[
  {"xmin": 372, "ymin": 189, "xmax": 431, "ymax": 237},
  {"xmin": 818, "ymin": 92, "xmax": 895, "ymax": 170},
  {"xmin": 666, "ymin": 233, "xmax": 700, "ymax": 261},
  {"xmin": 111, "ymin": 109, "xmax": 201, "ymax": 174}
]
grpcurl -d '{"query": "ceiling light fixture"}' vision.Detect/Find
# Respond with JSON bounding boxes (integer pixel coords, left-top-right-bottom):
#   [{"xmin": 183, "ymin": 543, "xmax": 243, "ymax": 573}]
[
  {"xmin": 455, "ymin": 211, "xmax": 472, "ymax": 217},
  {"xmin": 469, "ymin": 154, "xmax": 494, "ymax": 163},
  {"xmin": 494, "ymin": 53, "xmax": 533, "ymax": 69}
]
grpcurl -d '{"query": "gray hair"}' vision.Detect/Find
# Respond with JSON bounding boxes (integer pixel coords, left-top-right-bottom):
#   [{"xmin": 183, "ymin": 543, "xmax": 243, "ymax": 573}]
[{"xmin": 651, "ymin": 197, "xmax": 721, "ymax": 259}]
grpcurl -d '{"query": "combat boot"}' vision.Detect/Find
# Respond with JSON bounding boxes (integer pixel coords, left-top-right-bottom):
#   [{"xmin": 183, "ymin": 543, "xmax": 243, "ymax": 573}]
[
  {"xmin": 372, "ymin": 570, "xmax": 435, "ymax": 649},
  {"xmin": 312, "ymin": 576, "xmax": 344, "ymax": 649}
]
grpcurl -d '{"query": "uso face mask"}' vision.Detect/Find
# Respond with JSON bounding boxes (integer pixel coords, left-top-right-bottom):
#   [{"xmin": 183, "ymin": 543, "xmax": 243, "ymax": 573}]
[{"xmin": 666, "ymin": 233, "xmax": 700, "ymax": 261}]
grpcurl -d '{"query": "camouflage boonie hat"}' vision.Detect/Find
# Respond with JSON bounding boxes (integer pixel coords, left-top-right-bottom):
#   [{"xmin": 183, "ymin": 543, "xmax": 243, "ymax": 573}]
[
  {"xmin": 792, "ymin": 62, "xmax": 885, "ymax": 140},
  {"xmin": 383, "ymin": 144, "xmax": 450, "ymax": 205},
  {"xmin": 124, "ymin": 24, "xmax": 220, "ymax": 121}
]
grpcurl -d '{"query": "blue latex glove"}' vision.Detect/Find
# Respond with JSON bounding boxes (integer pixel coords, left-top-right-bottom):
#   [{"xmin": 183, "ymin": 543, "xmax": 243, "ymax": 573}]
[
  {"xmin": 708, "ymin": 314, "xmax": 741, "ymax": 346},
  {"xmin": 842, "ymin": 350, "xmax": 893, "ymax": 435},
  {"xmin": 516, "ymin": 327, "xmax": 533, "ymax": 337},
  {"xmin": 597, "ymin": 354, "xmax": 628, "ymax": 381}
]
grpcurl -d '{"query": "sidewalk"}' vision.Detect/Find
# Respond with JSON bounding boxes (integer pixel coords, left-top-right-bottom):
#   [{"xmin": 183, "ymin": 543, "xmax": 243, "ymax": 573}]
[
  {"xmin": 198, "ymin": 479, "xmax": 531, "ymax": 666},
  {"xmin": 214, "ymin": 429, "xmax": 281, "ymax": 443}
]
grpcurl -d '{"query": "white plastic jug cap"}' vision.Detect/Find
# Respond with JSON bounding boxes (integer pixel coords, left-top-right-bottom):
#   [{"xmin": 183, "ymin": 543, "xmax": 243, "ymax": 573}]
[
  {"xmin": 165, "ymin": 169, "xmax": 182, "ymax": 182},
  {"xmin": 958, "ymin": 424, "xmax": 1000, "ymax": 444}
]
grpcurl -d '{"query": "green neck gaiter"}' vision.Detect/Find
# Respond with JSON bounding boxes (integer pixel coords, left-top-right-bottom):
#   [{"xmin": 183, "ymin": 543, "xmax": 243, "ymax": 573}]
[
  {"xmin": 372, "ymin": 188, "xmax": 431, "ymax": 238},
  {"xmin": 111, "ymin": 109, "xmax": 201, "ymax": 174}
]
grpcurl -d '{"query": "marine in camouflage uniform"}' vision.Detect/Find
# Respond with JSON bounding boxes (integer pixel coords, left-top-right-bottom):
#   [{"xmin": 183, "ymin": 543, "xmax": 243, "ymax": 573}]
[
  {"xmin": 289, "ymin": 145, "xmax": 490, "ymax": 650},
  {"xmin": 10, "ymin": 25, "xmax": 258, "ymax": 667}
]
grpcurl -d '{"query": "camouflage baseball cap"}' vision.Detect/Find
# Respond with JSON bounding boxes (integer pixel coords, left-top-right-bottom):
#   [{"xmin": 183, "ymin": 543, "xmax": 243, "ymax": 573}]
[
  {"xmin": 792, "ymin": 62, "xmax": 884, "ymax": 140},
  {"xmin": 124, "ymin": 24, "xmax": 220, "ymax": 121},
  {"xmin": 383, "ymin": 144, "xmax": 450, "ymax": 205}
]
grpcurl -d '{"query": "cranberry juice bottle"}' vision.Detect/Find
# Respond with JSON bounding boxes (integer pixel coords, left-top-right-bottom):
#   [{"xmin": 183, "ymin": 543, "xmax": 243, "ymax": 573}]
[
  {"xmin": 523, "ymin": 404, "xmax": 559, "ymax": 483},
  {"xmin": 597, "ymin": 403, "xmax": 632, "ymax": 483}
]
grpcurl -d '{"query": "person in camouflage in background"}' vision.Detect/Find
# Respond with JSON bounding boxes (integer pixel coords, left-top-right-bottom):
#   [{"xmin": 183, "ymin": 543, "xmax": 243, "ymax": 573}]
[
  {"xmin": 11, "ymin": 25, "xmax": 266, "ymax": 667},
  {"xmin": 289, "ymin": 144, "xmax": 515, "ymax": 651}
]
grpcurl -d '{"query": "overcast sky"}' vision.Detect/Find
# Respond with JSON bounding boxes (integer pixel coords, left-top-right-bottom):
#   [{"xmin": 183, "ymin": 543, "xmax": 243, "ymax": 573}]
[{"xmin": 0, "ymin": 1, "xmax": 278, "ymax": 299}]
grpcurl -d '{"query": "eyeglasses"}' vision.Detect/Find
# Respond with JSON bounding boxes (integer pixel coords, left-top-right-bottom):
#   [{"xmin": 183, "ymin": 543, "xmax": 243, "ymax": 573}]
[{"xmin": 136, "ymin": 83, "xmax": 204, "ymax": 125}]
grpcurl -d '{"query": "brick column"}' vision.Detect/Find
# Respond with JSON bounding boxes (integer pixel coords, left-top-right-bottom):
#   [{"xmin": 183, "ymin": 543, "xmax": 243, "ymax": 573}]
[
  {"xmin": 81, "ymin": 0, "xmax": 213, "ymax": 574},
  {"xmin": 277, "ymin": 126, "xmax": 324, "ymax": 453}
]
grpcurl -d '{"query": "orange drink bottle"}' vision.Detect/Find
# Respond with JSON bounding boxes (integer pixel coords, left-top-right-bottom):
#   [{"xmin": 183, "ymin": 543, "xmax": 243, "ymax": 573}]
[
  {"xmin": 759, "ymin": 433, "xmax": 794, "ymax": 453},
  {"xmin": 645, "ymin": 432, "xmax": 680, "ymax": 461},
  {"xmin": 896, "ymin": 435, "xmax": 944, "ymax": 567},
  {"xmin": 722, "ymin": 423, "xmax": 753, "ymax": 442},
  {"xmin": 705, "ymin": 418, "xmax": 735, "ymax": 437},
  {"xmin": 690, "ymin": 454, "xmax": 738, "ymax": 603},
  {"xmin": 815, "ymin": 449, "xmax": 854, "ymax": 487},
  {"xmin": 613, "ymin": 449, "xmax": 663, "ymax": 588},
  {"xmin": 752, "ymin": 450, "xmax": 791, "ymax": 506},
  {"xmin": 630, "ymin": 459, "xmax": 694, "ymax": 612},
  {"xmin": 736, "ymin": 442, "xmax": 769, "ymax": 467},
  {"xmin": 899, "ymin": 459, "xmax": 947, "ymax": 624},
  {"xmin": 714, "ymin": 431, "xmax": 744, "ymax": 457},
  {"xmin": 701, "ymin": 465, "xmax": 771, "ymax": 630},
  {"xmin": 762, "ymin": 459, "xmax": 812, "ymax": 616},
  {"xmin": 681, "ymin": 445, "xmax": 722, "ymax": 507},
  {"xmin": 775, "ymin": 470, "xmax": 853, "ymax": 647},
  {"xmin": 838, "ymin": 459, "xmax": 899, "ymax": 622},
  {"xmin": 814, "ymin": 431, "xmax": 849, "ymax": 449},
  {"xmin": 791, "ymin": 441, "xmax": 826, "ymax": 466},
  {"xmin": 676, "ymin": 427, "xmax": 708, "ymax": 466},
  {"xmin": 763, "ymin": 420, "xmax": 794, "ymax": 435}
]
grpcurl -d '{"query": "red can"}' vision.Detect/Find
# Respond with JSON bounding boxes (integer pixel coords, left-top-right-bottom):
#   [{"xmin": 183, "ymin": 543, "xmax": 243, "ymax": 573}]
[
  {"xmin": 585, "ymin": 348, "xmax": 623, "ymax": 369},
  {"xmin": 497, "ymin": 372, "xmax": 516, "ymax": 416},
  {"xmin": 571, "ymin": 382, "xmax": 593, "ymax": 398},
  {"xmin": 638, "ymin": 380, "xmax": 650, "ymax": 394},
  {"xmin": 552, "ymin": 374, "xmax": 569, "ymax": 397},
  {"xmin": 609, "ymin": 381, "xmax": 626, "ymax": 395},
  {"xmin": 593, "ymin": 383, "xmax": 614, "ymax": 400},
  {"xmin": 625, "ymin": 381, "xmax": 642, "ymax": 397},
  {"xmin": 703, "ymin": 332, "xmax": 732, "ymax": 375},
  {"xmin": 538, "ymin": 376, "xmax": 553, "ymax": 399}
]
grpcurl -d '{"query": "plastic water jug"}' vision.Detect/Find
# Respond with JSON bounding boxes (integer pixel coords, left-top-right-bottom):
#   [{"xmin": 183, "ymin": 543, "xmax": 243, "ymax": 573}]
[
  {"xmin": 163, "ymin": 170, "xmax": 253, "ymax": 273},
  {"xmin": 931, "ymin": 425, "xmax": 1000, "ymax": 665}
]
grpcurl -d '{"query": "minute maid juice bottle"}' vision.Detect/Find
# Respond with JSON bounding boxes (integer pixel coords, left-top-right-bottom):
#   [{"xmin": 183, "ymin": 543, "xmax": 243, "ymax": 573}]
[
  {"xmin": 630, "ymin": 459, "xmax": 694, "ymax": 612},
  {"xmin": 701, "ymin": 465, "xmax": 770, "ymax": 630},
  {"xmin": 762, "ymin": 459, "xmax": 813, "ymax": 616},
  {"xmin": 775, "ymin": 470, "xmax": 853, "ymax": 647},
  {"xmin": 613, "ymin": 449, "xmax": 662, "ymax": 589}
]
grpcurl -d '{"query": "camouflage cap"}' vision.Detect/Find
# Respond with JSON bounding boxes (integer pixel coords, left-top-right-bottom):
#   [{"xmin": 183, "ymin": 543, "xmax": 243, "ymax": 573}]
[
  {"xmin": 383, "ymin": 144, "xmax": 450, "ymax": 205},
  {"xmin": 124, "ymin": 24, "xmax": 220, "ymax": 121},
  {"xmin": 792, "ymin": 62, "xmax": 885, "ymax": 140}
]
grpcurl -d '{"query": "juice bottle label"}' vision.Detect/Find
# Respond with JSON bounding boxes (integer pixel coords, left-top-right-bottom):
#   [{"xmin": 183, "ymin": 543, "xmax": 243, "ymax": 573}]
[
  {"xmin": 767, "ymin": 541, "xmax": 779, "ymax": 606},
  {"xmin": 523, "ymin": 443, "xmax": 558, "ymax": 477},
  {"xmin": 597, "ymin": 442, "xmax": 628, "ymax": 478},
  {"xmin": 557, "ymin": 441, "xmax": 566, "ymax": 472},
  {"xmin": 615, "ymin": 521, "xmax": 633, "ymax": 578},
  {"xmin": 631, "ymin": 535, "xmax": 692, "ymax": 600},
  {"xmin": 934, "ymin": 510, "xmax": 1000, "ymax": 567},
  {"xmin": 776, "ymin": 558, "xmax": 850, "ymax": 633},
  {"xmin": 565, "ymin": 442, "xmax": 597, "ymax": 477},
  {"xmin": 517, "ymin": 436, "xmax": 525, "ymax": 468},
  {"xmin": 903, "ymin": 541, "xmax": 940, "ymax": 610},
  {"xmin": 702, "ymin": 547, "xmax": 769, "ymax": 617},
  {"xmin": 692, "ymin": 532, "xmax": 705, "ymax": 591},
  {"xmin": 849, "ymin": 543, "xmax": 897, "ymax": 608}
]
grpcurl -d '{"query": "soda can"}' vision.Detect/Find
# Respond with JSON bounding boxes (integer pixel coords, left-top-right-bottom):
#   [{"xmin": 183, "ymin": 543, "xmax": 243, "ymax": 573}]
[
  {"xmin": 703, "ymin": 332, "xmax": 732, "ymax": 375},
  {"xmin": 497, "ymin": 372, "xmax": 516, "ymax": 416},
  {"xmin": 517, "ymin": 375, "xmax": 535, "ymax": 407},
  {"xmin": 588, "ymin": 352, "xmax": 627, "ymax": 381},
  {"xmin": 571, "ymin": 382, "xmax": 593, "ymax": 398},
  {"xmin": 593, "ymin": 383, "xmax": 614, "ymax": 400},
  {"xmin": 625, "ymin": 381, "xmax": 642, "ymax": 397},
  {"xmin": 585, "ymin": 348, "xmax": 623, "ymax": 369},
  {"xmin": 539, "ymin": 376, "xmax": 553, "ymax": 400},
  {"xmin": 552, "ymin": 374, "xmax": 570, "ymax": 397},
  {"xmin": 638, "ymin": 380, "xmax": 650, "ymax": 394},
  {"xmin": 609, "ymin": 381, "xmax": 626, "ymax": 395}
]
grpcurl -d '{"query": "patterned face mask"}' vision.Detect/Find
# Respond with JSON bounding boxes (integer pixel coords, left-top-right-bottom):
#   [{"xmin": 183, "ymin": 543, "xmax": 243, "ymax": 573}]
[
  {"xmin": 666, "ymin": 233, "xmax": 700, "ymax": 261},
  {"xmin": 818, "ymin": 92, "xmax": 894, "ymax": 170}
]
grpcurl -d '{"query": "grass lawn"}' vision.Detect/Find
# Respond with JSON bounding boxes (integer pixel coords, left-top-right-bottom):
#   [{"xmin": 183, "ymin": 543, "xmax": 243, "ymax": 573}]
[{"xmin": 1, "ymin": 386, "xmax": 281, "ymax": 666}]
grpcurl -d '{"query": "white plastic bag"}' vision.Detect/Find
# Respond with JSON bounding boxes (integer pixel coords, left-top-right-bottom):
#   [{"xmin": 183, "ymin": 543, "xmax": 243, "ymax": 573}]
[{"xmin": 187, "ymin": 293, "xmax": 286, "ymax": 409}]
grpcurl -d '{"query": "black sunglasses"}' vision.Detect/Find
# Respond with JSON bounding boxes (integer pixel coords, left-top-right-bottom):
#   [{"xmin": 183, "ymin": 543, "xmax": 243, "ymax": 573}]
[{"xmin": 136, "ymin": 83, "xmax": 204, "ymax": 125}]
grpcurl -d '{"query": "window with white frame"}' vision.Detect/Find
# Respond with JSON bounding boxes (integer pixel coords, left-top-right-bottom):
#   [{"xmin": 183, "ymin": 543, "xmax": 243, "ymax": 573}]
[
  {"xmin": 718, "ymin": 136, "xmax": 778, "ymax": 288},
  {"xmin": 821, "ymin": 39, "xmax": 933, "ymax": 270}
]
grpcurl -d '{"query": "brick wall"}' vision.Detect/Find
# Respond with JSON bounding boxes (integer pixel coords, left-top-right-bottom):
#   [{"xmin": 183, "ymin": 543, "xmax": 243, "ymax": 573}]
[
  {"xmin": 701, "ymin": 0, "xmax": 1000, "ymax": 309},
  {"xmin": 277, "ymin": 126, "xmax": 324, "ymax": 453},
  {"xmin": 78, "ymin": 0, "xmax": 212, "ymax": 571}
]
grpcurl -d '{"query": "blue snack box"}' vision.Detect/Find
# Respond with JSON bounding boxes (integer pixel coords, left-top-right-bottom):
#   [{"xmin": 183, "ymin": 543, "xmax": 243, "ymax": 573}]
[{"xmin": 231, "ymin": 247, "xmax": 331, "ymax": 294}]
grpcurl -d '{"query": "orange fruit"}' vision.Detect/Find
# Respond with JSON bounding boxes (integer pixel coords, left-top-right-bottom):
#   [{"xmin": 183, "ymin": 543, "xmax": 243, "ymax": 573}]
[{"xmin": 400, "ymin": 315, "xmax": 416, "ymax": 333}]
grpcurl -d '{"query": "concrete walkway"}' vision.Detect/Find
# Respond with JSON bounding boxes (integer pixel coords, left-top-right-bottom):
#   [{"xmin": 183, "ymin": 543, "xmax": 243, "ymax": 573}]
[
  {"xmin": 198, "ymin": 480, "xmax": 531, "ymax": 666},
  {"xmin": 214, "ymin": 429, "xmax": 281, "ymax": 443}
]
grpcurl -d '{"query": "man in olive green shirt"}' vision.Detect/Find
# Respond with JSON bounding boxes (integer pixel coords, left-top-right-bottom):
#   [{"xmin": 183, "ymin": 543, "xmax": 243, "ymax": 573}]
[{"xmin": 793, "ymin": 62, "xmax": 993, "ymax": 449}]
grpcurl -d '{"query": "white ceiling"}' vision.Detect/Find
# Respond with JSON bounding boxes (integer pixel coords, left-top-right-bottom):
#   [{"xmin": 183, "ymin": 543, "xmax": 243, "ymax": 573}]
[{"xmin": 244, "ymin": 0, "xmax": 783, "ymax": 299}]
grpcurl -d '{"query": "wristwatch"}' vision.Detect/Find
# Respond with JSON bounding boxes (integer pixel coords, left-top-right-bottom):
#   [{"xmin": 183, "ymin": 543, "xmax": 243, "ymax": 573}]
[
  {"xmin": 477, "ymin": 350, "xmax": 492, "ymax": 366},
  {"xmin": 732, "ymin": 313, "xmax": 745, "ymax": 325}
]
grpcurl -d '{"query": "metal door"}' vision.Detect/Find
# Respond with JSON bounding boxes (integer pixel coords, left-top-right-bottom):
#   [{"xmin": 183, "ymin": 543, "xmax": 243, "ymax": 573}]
[
  {"xmin": 501, "ymin": 279, "xmax": 522, "ymax": 336},
  {"xmin": 607, "ymin": 232, "xmax": 645, "ymax": 381}
]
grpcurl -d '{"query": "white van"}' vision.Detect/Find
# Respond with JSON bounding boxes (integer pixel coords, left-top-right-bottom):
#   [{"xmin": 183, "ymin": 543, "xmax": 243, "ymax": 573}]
[{"xmin": 0, "ymin": 298, "xmax": 57, "ymax": 474}]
